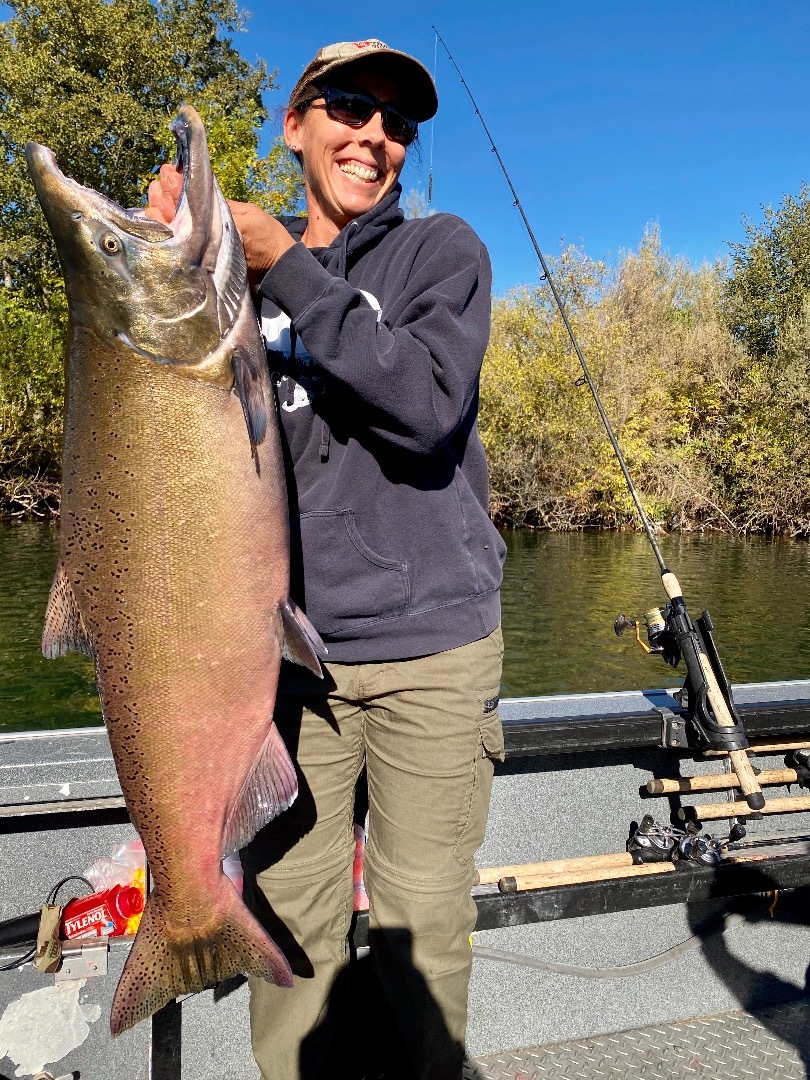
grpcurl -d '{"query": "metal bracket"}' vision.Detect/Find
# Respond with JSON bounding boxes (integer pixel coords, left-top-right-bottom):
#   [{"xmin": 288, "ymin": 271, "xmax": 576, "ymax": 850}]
[
  {"xmin": 657, "ymin": 705, "xmax": 690, "ymax": 748},
  {"xmin": 54, "ymin": 940, "xmax": 108, "ymax": 981}
]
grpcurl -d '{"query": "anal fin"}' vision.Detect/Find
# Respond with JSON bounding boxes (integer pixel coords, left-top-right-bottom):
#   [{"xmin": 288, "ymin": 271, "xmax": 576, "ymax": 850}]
[
  {"xmin": 222, "ymin": 722, "xmax": 298, "ymax": 856},
  {"xmin": 280, "ymin": 597, "xmax": 327, "ymax": 677},
  {"xmin": 42, "ymin": 562, "xmax": 94, "ymax": 660}
]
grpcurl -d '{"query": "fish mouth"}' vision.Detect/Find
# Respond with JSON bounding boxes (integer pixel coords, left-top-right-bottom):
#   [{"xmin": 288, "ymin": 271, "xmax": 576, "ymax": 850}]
[
  {"xmin": 26, "ymin": 106, "xmax": 247, "ymax": 353},
  {"xmin": 26, "ymin": 105, "xmax": 214, "ymax": 254},
  {"xmin": 25, "ymin": 141, "xmax": 175, "ymax": 243},
  {"xmin": 165, "ymin": 106, "xmax": 216, "ymax": 260}
]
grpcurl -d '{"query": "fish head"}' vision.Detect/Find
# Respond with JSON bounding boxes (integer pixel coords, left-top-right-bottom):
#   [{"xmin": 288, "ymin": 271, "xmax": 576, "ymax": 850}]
[{"xmin": 25, "ymin": 105, "xmax": 245, "ymax": 367}]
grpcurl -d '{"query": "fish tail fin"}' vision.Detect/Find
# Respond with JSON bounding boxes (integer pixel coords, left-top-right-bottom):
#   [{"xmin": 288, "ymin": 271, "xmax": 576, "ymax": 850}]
[{"xmin": 110, "ymin": 881, "xmax": 292, "ymax": 1036}]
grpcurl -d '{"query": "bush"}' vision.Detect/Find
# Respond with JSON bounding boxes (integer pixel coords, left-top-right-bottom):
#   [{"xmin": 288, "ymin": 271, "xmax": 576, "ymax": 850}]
[
  {"xmin": 481, "ymin": 228, "xmax": 810, "ymax": 535},
  {"xmin": 0, "ymin": 289, "xmax": 66, "ymax": 514}
]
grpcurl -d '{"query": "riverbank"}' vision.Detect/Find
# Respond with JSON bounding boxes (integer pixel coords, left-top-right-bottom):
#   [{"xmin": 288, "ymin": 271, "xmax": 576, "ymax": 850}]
[
  {"xmin": 2, "ymin": 479, "xmax": 809, "ymax": 536},
  {"xmin": 479, "ymin": 235, "xmax": 810, "ymax": 537},
  {"xmin": 3, "ymin": 234, "xmax": 809, "ymax": 533}
]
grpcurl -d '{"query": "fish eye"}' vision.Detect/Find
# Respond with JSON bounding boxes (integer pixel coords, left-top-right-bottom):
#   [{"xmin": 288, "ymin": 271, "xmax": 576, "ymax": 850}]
[{"xmin": 101, "ymin": 234, "xmax": 120, "ymax": 255}]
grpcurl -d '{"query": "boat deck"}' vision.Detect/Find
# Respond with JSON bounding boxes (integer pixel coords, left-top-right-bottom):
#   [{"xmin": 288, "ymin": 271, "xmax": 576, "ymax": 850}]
[
  {"xmin": 3, "ymin": 681, "xmax": 810, "ymax": 1078},
  {"xmin": 466, "ymin": 999, "xmax": 810, "ymax": 1080}
]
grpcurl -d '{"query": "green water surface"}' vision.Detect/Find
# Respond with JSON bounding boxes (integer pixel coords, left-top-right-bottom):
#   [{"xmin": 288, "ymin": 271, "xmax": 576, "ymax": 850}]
[{"xmin": 2, "ymin": 522, "xmax": 809, "ymax": 732}]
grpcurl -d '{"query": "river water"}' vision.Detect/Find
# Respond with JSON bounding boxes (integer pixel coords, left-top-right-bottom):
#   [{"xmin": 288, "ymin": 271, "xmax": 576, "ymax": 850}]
[{"xmin": 1, "ymin": 522, "xmax": 809, "ymax": 733}]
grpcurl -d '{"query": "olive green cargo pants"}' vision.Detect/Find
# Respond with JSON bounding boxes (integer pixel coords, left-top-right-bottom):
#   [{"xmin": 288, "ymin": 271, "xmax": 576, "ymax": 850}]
[{"xmin": 242, "ymin": 626, "xmax": 504, "ymax": 1080}]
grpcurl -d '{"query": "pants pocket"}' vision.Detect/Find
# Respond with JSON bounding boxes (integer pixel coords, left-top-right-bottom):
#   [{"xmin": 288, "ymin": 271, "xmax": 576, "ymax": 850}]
[{"xmin": 478, "ymin": 703, "xmax": 505, "ymax": 762}]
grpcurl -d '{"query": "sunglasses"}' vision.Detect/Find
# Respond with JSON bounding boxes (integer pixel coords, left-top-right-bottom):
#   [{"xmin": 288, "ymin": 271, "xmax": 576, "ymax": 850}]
[{"xmin": 312, "ymin": 86, "xmax": 418, "ymax": 147}]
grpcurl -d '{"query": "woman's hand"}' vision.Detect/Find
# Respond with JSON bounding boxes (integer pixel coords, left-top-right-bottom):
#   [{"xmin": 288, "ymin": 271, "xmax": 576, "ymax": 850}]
[
  {"xmin": 145, "ymin": 163, "xmax": 182, "ymax": 225},
  {"xmin": 228, "ymin": 201, "xmax": 295, "ymax": 289},
  {"xmin": 145, "ymin": 166, "xmax": 294, "ymax": 288}
]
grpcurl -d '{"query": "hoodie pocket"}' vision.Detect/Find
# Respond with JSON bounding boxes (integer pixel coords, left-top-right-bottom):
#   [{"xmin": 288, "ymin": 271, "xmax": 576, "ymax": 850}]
[{"xmin": 299, "ymin": 510, "xmax": 409, "ymax": 634}]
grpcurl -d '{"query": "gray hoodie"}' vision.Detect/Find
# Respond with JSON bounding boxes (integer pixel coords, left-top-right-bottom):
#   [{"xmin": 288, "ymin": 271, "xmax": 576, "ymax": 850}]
[{"xmin": 257, "ymin": 186, "xmax": 505, "ymax": 662}]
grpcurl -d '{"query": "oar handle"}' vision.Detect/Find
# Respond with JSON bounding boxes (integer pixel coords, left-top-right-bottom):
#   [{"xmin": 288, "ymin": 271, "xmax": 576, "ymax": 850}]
[
  {"xmin": 679, "ymin": 794, "xmax": 810, "ymax": 822},
  {"xmin": 477, "ymin": 852, "xmax": 632, "ymax": 885},
  {"xmin": 646, "ymin": 768, "xmax": 799, "ymax": 795},
  {"xmin": 498, "ymin": 862, "xmax": 675, "ymax": 893}
]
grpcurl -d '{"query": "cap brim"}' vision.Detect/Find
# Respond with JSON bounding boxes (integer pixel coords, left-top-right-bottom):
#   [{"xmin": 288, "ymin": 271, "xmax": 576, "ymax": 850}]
[{"xmin": 312, "ymin": 50, "xmax": 438, "ymax": 123}]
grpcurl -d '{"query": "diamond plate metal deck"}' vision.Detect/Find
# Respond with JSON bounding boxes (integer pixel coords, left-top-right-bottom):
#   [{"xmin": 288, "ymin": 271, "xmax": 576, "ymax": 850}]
[{"xmin": 465, "ymin": 999, "xmax": 810, "ymax": 1080}]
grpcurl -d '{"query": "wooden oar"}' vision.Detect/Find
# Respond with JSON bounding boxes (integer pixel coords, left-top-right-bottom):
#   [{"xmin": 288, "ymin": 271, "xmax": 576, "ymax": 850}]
[
  {"xmin": 703, "ymin": 737, "xmax": 810, "ymax": 757},
  {"xmin": 476, "ymin": 852, "xmax": 633, "ymax": 885},
  {"xmin": 498, "ymin": 862, "xmax": 675, "ymax": 893}
]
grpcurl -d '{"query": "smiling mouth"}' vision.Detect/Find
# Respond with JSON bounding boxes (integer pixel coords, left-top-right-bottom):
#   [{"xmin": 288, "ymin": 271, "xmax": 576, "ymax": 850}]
[{"xmin": 338, "ymin": 162, "xmax": 380, "ymax": 183}]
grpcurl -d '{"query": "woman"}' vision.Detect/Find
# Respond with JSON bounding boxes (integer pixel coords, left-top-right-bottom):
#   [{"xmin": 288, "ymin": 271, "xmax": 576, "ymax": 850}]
[{"xmin": 151, "ymin": 38, "xmax": 506, "ymax": 1080}]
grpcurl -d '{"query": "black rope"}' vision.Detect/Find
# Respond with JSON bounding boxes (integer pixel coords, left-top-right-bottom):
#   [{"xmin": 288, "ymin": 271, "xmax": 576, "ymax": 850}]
[{"xmin": 0, "ymin": 876, "xmax": 94, "ymax": 972}]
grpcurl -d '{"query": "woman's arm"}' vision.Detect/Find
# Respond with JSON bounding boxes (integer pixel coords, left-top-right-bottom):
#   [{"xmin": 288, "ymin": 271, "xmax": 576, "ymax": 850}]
[{"xmin": 259, "ymin": 217, "xmax": 492, "ymax": 455}]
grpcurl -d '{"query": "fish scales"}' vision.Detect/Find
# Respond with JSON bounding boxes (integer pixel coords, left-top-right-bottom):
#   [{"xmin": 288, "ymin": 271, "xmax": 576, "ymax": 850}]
[
  {"xmin": 64, "ymin": 333, "xmax": 285, "ymax": 891},
  {"xmin": 26, "ymin": 106, "xmax": 326, "ymax": 1034}
]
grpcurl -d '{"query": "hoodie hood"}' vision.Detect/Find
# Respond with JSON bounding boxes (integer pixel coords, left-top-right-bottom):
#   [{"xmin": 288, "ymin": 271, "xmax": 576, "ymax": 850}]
[{"xmin": 279, "ymin": 186, "xmax": 404, "ymax": 276}]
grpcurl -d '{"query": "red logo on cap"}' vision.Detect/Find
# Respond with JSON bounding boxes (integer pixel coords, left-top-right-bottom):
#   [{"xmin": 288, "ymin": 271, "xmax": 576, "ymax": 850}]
[{"xmin": 354, "ymin": 40, "xmax": 385, "ymax": 50}]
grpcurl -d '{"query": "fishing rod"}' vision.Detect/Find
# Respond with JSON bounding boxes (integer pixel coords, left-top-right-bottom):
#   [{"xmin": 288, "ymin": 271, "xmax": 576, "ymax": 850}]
[{"xmin": 433, "ymin": 28, "xmax": 764, "ymax": 810}]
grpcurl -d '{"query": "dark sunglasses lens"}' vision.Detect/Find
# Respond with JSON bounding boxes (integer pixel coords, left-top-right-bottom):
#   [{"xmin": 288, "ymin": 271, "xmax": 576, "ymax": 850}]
[
  {"xmin": 382, "ymin": 109, "xmax": 417, "ymax": 146},
  {"xmin": 325, "ymin": 89, "xmax": 374, "ymax": 127},
  {"xmin": 324, "ymin": 88, "xmax": 417, "ymax": 146}
]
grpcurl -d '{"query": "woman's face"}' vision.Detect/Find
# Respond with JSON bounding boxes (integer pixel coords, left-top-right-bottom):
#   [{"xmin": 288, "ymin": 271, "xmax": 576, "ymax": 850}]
[{"xmin": 285, "ymin": 68, "xmax": 408, "ymax": 240}]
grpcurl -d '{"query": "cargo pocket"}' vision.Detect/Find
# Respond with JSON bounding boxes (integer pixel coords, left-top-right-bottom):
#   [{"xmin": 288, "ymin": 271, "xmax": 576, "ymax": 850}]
[
  {"xmin": 452, "ymin": 699, "xmax": 502, "ymax": 868},
  {"xmin": 479, "ymin": 700, "xmax": 505, "ymax": 763},
  {"xmin": 299, "ymin": 510, "xmax": 409, "ymax": 635},
  {"xmin": 472, "ymin": 626, "xmax": 505, "ymax": 762}
]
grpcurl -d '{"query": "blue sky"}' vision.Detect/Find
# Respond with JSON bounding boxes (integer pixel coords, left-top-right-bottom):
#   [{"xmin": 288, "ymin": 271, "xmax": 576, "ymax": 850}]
[{"xmin": 239, "ymin": 1, "xmax": 810, "ymax": 294}]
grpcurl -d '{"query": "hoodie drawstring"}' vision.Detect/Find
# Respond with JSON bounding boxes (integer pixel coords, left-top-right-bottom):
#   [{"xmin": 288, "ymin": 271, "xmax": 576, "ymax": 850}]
[{"xmin": 286, "ymin": 323, "xmax": 298, "ymax": 409}]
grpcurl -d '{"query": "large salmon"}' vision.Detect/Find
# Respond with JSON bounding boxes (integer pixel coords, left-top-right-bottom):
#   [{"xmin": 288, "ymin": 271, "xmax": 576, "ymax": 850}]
[{"xmin": 26, "ymin": 106, "xmax": 324, "ymax": 1035}]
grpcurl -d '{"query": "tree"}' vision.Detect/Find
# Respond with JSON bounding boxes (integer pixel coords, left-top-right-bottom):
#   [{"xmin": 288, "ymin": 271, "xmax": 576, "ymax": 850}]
[
  {"xmin": 0, "ymin": 0, "xmax": 303, "ymax": 514},
  {"xmin": 402, "ymin": 187, "xmax": 435, "ymax": 220},
  {"xmin": 0, "ymin": 0, "xmax": 302, "ymax": 298},
  {"xmin": 723, "ymin": 183, "xmax": 810, "ymax": 358}
]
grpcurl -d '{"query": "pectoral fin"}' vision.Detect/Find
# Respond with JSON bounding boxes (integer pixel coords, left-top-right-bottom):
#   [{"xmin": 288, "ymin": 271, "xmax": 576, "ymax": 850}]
[
  {"xmin": 233, "ymin": 348, "xmax": 267, "ymax": 452},
  {"xmin": 42, "ymin": 563, "xmax": 94, "ymax": 659},
  {"xmin": 280, "ymin": 597, "xmax": 327, "ymax": 676}
]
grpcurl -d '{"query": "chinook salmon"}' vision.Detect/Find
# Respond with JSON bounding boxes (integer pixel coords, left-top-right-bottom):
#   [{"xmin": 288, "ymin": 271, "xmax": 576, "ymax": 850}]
[{"xmin": 26, "ymin": 105, "xmax": 325, "ymax": 1035}]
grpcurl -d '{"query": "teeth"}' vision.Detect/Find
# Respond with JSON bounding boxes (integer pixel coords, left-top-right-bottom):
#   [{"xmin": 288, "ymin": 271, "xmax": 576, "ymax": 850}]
[{"xmin": 338, "ymin": 162, "xmax": 379, "ymax": 182}]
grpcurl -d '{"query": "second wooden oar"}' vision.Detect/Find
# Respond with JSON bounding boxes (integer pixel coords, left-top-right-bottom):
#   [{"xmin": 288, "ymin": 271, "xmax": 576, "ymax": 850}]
[
  {"xmin": 679, "ymin": 794, "xmax": 810, "ymax": 822},
  {"xmin": 477, "ymin": 852, "xmax": 633, "ymax": 885}
]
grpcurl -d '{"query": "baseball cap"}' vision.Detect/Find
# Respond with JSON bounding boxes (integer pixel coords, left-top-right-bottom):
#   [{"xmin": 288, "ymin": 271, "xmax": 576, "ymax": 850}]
[{"xmin": 288, "ymin": 39, "xmax": 438, "ymax": 123}]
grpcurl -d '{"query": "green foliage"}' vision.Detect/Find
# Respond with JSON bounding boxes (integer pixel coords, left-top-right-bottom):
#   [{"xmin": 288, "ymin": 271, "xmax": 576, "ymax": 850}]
[
  {"xmin": 0, "ymin": 0, "xmax": 304, "ymax": 514},
  {"xmin": 0, "ymin": 289, "xmax": 65, "ymax": 512},
  {"xmin": 0, "ymin": 0, "xmax": 303, "ymax": 297},
  {"xmin": 723, "ymin": 183, "xmax": 810, "ymax": 358},
  {"xmin": 482, "ymin": 227, "xmax": 810, "ymax": 535}
]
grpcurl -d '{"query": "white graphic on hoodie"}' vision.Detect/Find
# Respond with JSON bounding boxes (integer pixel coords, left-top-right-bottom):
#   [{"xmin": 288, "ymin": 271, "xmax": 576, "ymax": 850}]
[{"xmin": 261, "ymin": 292, "xmax": 382, "ymax": 412}]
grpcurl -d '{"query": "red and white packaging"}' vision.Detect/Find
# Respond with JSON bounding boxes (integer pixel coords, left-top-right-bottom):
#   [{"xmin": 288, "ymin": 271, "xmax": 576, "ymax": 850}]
[{"xmin": 61, "ymin": 884, "xmax": 144, "ymax": 941}]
